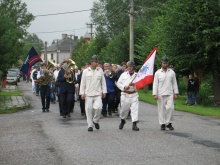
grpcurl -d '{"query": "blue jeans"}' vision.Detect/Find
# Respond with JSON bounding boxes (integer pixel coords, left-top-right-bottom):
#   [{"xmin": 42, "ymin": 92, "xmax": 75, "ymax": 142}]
[{"xmin": 187, "ymin": 92, "xmax": 195, "ymax": 105}]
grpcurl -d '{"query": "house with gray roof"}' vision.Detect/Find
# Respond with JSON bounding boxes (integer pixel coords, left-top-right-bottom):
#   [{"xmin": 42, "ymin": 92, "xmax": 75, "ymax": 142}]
[{"xmin": 41, "ymin": 34, "xmax": 78, "ymax": 64}]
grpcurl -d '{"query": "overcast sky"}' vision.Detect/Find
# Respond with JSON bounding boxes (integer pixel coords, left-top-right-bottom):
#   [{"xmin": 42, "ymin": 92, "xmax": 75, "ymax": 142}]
[{"xmin": 21, "ymin": 0, "xmax": 98, "ymax": 45}]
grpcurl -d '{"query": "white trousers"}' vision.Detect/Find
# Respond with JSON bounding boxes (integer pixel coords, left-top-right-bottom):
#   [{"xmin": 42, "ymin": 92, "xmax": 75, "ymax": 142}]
[
  {"xmin": 85, "ymin": 95, "xmax": 102, "ymax": 128},
  {"xmin": 31, "ymin": 79, "xmax": 35, "ymax": 93},
  {"xmin": 120, "ymin": 93, "xmax": 139, "ymax": 122},
  {"xmin": 157, "ymin": 95, "xmax": 174, "ymax": 125}
]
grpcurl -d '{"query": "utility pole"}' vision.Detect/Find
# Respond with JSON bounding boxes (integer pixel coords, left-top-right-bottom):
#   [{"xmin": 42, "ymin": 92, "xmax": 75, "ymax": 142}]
[
  {"xmin": 86, "ymin": 23, "xmax": 96, "ymax": 39},
  {"xmin": 45, "ymin": 41, "xmax": 47, "ymax": 62},
  {"xmin": 129, "ymin": 0, "xmax": 134, "ymax": 61}
]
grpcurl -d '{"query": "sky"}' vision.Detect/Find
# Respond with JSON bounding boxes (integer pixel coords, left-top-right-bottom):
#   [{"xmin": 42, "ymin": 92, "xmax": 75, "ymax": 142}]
[{"xmin": 21, "ymin": 0, "xmax": 98, "ymax": 45}]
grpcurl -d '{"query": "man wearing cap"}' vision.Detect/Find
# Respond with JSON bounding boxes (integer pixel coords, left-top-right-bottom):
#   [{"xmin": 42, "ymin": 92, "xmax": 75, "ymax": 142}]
[
  {"xmin": 80, "ymin": 55, "xmax": 107, "ymax": 131},
  {"xmin": 153, "ymin": 56, "xmax": 179, "ymax": 131},
  {"xmin": 116, "ymin": 61, "xmax": 140, "ymax": 131}
]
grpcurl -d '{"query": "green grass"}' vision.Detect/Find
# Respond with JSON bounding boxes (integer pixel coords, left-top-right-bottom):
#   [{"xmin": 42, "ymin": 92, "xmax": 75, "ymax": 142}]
[
  {"xmin": 138, "ymin": 90, "xmax": 220, "ymax": 118},
  {"xmin": 0, "ymin": 91, "xmax": 22, "ymax": 96},
  {"xmin": 0, "ymin": 89, "xmax": 24, "ymax": 113}
]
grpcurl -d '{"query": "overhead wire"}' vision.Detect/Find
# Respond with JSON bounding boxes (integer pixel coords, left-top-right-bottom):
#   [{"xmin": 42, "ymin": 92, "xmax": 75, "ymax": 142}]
[{"xmin": 35, "ymin": 9, "xmax": 92, "ymax": 17}]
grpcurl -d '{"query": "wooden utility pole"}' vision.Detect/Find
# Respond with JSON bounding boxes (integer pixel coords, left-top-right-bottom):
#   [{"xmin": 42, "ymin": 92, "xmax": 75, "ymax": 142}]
[
  {"xmin": 129, "ymin": 0, "xmax": 134, "ymax": 61},
  {"xmin": 86, "ymin": 23, "xmax": 96, "ymax": 39}
]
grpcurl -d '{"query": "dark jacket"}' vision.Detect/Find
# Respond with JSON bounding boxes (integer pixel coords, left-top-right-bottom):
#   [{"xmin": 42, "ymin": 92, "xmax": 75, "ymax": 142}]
[
  {"xmin": 187, "ymin": 78, "xmax": 196, "ymax": 92},
  {"xmin": 57, "ymin": 68, "xmax": 75, "ymax": 93}
]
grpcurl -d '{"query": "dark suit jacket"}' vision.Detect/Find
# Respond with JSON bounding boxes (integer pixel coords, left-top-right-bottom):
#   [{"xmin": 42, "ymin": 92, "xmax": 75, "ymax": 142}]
[{"xmin": 57, "ymin": 68, "xmax": 75, "ymax": 93}]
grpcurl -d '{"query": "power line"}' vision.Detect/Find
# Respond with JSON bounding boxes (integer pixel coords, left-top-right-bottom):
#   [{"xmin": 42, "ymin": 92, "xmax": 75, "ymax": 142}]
[
  {"xmin": 31, "ymin": 27, "xmax": 87, "ymax": 34},
  {"xmin": 35, "ymin": 9, "xmax": 91, "ymax": 17}
]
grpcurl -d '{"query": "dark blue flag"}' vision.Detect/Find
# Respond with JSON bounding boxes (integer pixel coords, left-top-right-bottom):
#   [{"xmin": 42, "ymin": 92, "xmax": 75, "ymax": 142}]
[{"xmin": 20, "ymin": 46, "xmax": 42, "ymax": 76}]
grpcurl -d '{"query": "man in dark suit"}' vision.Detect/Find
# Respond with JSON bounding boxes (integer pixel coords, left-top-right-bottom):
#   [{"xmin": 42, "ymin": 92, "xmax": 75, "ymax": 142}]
[{"xmin": 57, "ymin": 62, "xmax": 75, "ymax": 118}]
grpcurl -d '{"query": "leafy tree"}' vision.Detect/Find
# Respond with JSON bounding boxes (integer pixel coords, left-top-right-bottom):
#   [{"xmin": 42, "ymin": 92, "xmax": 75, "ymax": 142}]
[
  {"xmin": 141, "ymin": 0, "xmax": 220, "ymax": 103},
  {"xmin": 0, "ymin": 0, "xmax": 34, "ymax": 71},
  {"xmin": 21, "ymin": 34, "xmax": 44, "ymax": 62}
]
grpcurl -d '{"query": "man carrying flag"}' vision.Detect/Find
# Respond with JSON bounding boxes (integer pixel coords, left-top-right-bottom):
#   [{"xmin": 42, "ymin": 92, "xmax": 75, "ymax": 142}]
[
  {"xmin": 20, "ymin": 46, "xmax": 42, "ymax": 77},
  {"xmin": 116, "ymin": 60, "xmax": 139, "ymax": 131},
  {"xmin": 116, "ymin": 48, "xmax": 157, "ymax": 131}
]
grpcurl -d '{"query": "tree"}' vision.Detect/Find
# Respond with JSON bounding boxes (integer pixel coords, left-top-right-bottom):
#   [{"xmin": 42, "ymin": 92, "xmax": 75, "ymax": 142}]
[
  {"xmin": 141, "ymin": 0, "xmax": 220, "ymax": 104},
  {"xmin": 0, "ymin": 0, "xmax": 34, "ymax": 70},
  {"xmin": 21, "ymin": 34, "xmax": 44, "ymax": 62}
]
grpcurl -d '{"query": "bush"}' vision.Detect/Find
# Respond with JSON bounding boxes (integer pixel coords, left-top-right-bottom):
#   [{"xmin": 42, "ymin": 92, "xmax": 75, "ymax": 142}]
[
  {"xmin": 177, "ymin": 76, "xmax": 187, "ymax": 95},
  {"xmin": 199, "ymin": 82, "xmax": 213, "ymax": 106}
]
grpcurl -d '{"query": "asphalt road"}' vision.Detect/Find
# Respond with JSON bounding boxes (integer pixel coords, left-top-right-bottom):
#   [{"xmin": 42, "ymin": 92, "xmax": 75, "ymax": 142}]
[{"xmin": 0, "ymin": 81, "xmax": 220, "ymax": 165}]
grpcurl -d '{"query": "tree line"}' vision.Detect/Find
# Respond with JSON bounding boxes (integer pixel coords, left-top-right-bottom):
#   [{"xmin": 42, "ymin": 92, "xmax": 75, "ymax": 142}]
[{"xmin": 72, "ymin": 0, "xmax": 220, "ymax": 104}]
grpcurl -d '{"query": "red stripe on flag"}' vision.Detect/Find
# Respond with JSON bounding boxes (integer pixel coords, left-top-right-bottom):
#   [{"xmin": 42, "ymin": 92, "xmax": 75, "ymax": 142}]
[{"xmin": 135, "ymin": 75, "xmax": 153, "ymax": 90}]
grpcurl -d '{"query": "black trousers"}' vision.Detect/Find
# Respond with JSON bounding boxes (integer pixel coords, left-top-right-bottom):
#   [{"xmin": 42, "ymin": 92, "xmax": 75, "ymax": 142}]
[
  {"xmin": 40, "ymin": 85, "xmax": 50, "ymax": 110},
  {"xmin": 115, "ymin": 87, "xmax": 121, "ymax": 109},
  {"xmin": 60, "ymin": 92, "xmax": 74, "ymax": 116},
  {"xmin": 79, "ymin": 95, "xmax": 85, "ymax": 114},
  {"xmin": 102, "ymin": 92, "xmax": 115, "ymax": 115}
]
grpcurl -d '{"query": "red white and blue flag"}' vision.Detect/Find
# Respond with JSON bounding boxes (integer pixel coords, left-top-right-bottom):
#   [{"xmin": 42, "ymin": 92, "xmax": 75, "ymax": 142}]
[
  {"xmin": 134, "ymin": 48, "xmax": 157, "ymax": 90},
  {"xmin": 20, "ymin": 46, "xmax": 42, "ymax": 76}
]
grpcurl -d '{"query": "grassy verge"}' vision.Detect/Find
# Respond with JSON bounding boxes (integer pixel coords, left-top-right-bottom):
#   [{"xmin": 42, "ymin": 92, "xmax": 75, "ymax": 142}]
[
  {"xmin": 0, "ymin": 89, "xmax": 25, "ymax": 114},
  {"xmin": 138, "ymin": 90, "xmax": 220, "ymax": 118}
]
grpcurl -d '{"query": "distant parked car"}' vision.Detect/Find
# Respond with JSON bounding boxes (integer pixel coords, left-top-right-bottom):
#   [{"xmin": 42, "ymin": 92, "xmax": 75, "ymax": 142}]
[
  {"xmin": 8, "ymin": 68, "xmax": 21, "ymax": 82},
  {"xmin": 6, "ymin": 70, "xmax": 18, "ymax": 85}
]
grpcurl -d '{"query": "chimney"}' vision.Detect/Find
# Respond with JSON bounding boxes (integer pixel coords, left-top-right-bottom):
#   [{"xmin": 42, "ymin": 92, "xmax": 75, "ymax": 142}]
[
  {"xmin": 74, "ymin": 36, "xmax": 78, "ymax": 41},
  {"xmin": 62, "ymin": 34, "xmax": 67, "ymax": 39},
  {"xmin": 69, "ymin": 35, "xmax": 73, "ymax": 39}
]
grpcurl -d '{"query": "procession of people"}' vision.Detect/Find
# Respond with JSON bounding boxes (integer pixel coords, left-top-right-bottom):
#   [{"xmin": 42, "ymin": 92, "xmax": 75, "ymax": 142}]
[{"xmin": 26, "ymin": 54, "xmax": 179, "ymax": 132}]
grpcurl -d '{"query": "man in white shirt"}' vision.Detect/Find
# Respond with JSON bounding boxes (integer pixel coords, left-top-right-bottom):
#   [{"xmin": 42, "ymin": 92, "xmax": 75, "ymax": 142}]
[
  {"xmin": 116, "ymin": 61, "xmax": 139, "ymax": 131},
  {"xmin": 80, "ymin": 55, "xmax": 107, "ymax": 131},
  {"xmin": 30, "ymin": 66, "xmax": 36, "ymax": 94},
  {"xmin": 153, "ymin": 56, "xmax": 179, "ymax": 130}
]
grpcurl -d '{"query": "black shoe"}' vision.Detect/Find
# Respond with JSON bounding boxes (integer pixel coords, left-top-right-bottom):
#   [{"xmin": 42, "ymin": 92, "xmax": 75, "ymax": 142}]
[
  {"xmin": 132, "ymin": 122, "xmax": 139, "ymax": 131},
  {"xmin": 119, "ymin": 119, "xmax": 126, "ymax": 130},
  {"xmin": 81, "ymin": 113, "xmax": 85, "ymax": 116},
  {"xmin": 67, "ymin": 113, "xmax": 71, "ymax": 117},
  {"xmin": 88, "ymin": 127, "xmax": 93, "ymax": 131},
  {"xmin": 46, "ymin": 109, "xmax": 49, "ymax": 112},
  {"xmin": 108, "ymin": 112, "xmax": 112, "ymax": 117},
  {"xmin": 161, "ymin": 124, "xmax": 166, "ymax": 130},
  {"xmin": 60, "ymin": 113, "xmax": 63, "ymax": 116},
  {"xmin": 93, "ymin": 122, "xmax": 100, "ymax": 129},
  {"xmin": 167, "ymin": 123, "xmax": 174, "ymax": 130},
  {"xmin": 63, "ymin": 115, "xmax": 67, "ymax": 118},
  {"xmin": 42, "ymin": 109, "xmax": 45, "ymax": 112},
  {"xmin": 102, "ymin": 113, "xmax": 107, "ymax": 117}
]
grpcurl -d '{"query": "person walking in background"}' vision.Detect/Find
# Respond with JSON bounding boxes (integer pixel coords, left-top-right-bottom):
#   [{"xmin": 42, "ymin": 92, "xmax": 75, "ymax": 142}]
[
  {"xmin": 194, "ymin": 72, "xmax": 200, "ymax": 105},
  {"xmin": 77, "ymin": 66, "xmax": 86, "ymax": 116},
  {"xmin": 80, "ymin": 55, "xmax": 107, "ymax": 132},
  {"xmin": 30, "ymin": 66, "xmax": 36, "ymax": 94},
  {"xmin": 1, "ymin": 70, "xmax": 8, "ymax": 88},
  {"xmin": 37, "ymin": 63, "xmax": 51, "ymax": 112},
  {"xmin": 102, "ymin": 63, "xmax": 116, "ymax": 117},
  {"xmin": 153, "ymin": 56, "xmax": 179, "ymax": 131},
  {"xmin": 187, "ymin": 74, "xmax": 196, "ymax": 106},
  {"xmin": 33, "ymin": 65, "xmax": 40, "ymax": 96},
  {"xmin": 116, "ymin": 61, "xmax": 140, "ymax": 131}
]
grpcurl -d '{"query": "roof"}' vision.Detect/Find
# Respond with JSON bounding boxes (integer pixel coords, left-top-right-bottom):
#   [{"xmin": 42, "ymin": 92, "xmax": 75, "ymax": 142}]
[{"xmin": 41, "ymin": 36, "xmax": 78, "ymax": 52}]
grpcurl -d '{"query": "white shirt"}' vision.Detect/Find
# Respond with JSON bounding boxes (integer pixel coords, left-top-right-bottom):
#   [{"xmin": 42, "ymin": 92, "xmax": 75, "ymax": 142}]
[
  {"xmin": 117, "ymin": 71, "xmax": 137, "ymax": 93},
  {"xmin": 54, "ymin": 70, "xmax": 60, "ymax": 81},
  {"xmin": 153, "ymin": 68, "xmax": 179, "ymax": 96},
  {"xmin": 79, "ymin": 67, "xmax": 107, "ymax": 97},
  {"xmin": 30, "ymin": 69, "xmax": 36, "ymax": 80}
]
